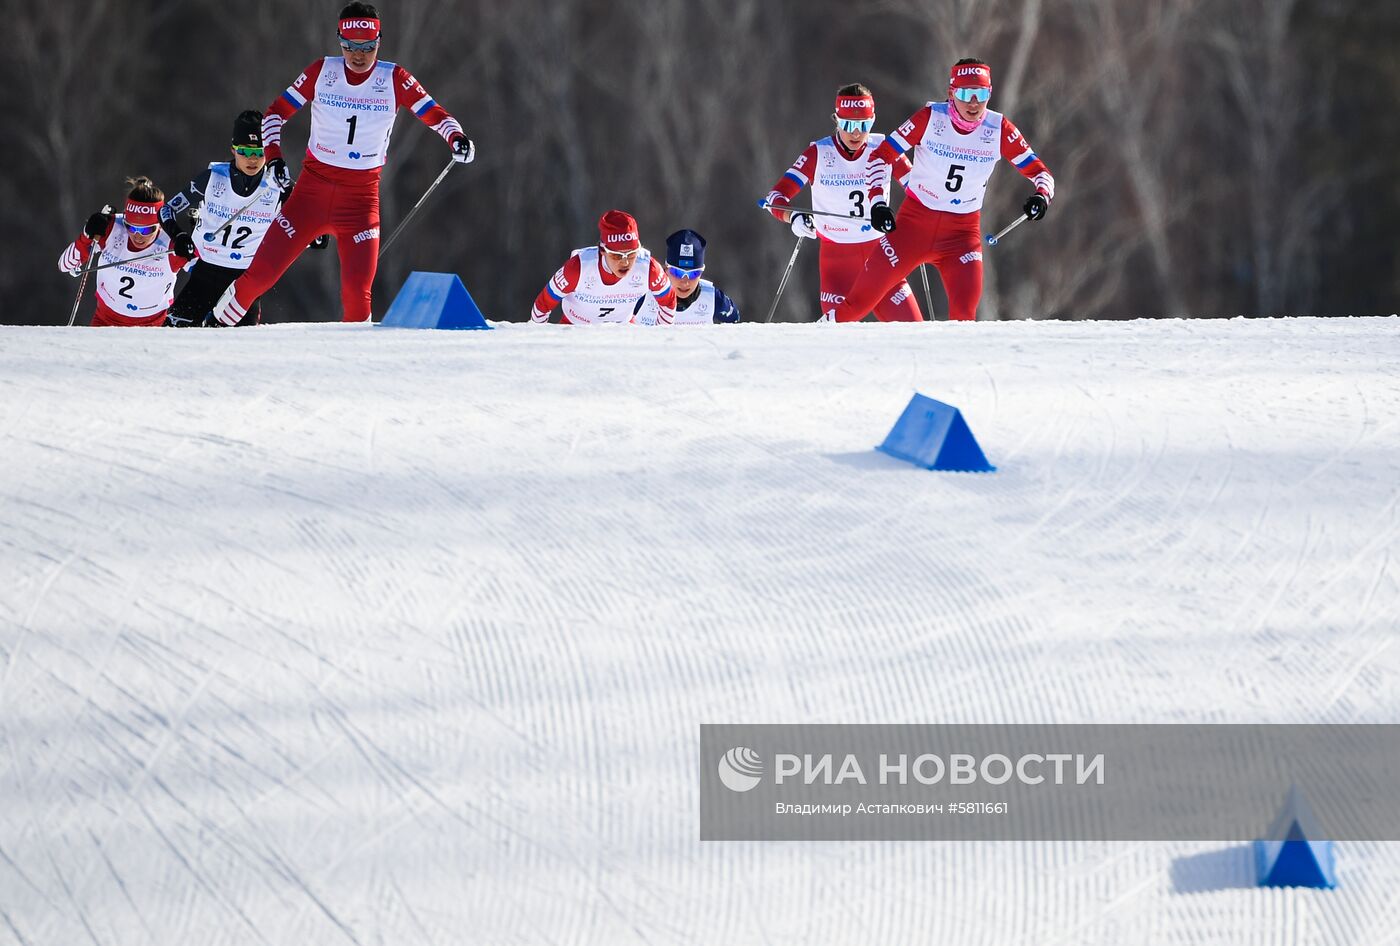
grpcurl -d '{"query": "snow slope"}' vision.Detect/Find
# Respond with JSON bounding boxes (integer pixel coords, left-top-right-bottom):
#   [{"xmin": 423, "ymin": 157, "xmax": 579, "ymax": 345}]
[{"xmin": 1, "ymin": 316, "xmax": 1398, "ymax": 945}]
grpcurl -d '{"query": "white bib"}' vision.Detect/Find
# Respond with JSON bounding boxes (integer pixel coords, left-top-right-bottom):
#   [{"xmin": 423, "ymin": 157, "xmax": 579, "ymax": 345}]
[
  {"xmin": 560, "ymin": 246, "xmax": 653, "ymax": 324},
  {"xmin": 192, "ymin": 163, "xmax": 282, "ymax": 269},
  {"xmin": 670, "ymin": 281, "xmax": 717, "ymax": 325},
  {"xmin": 903, "ymin": 103, "xmax": 1003, "ymax": 214},
  {"xmin": 809, "ymin": 134, "xmax": 889, "ymax": 244},
  {"xmin": 95, "ymin": 219, "xmax": 177, "ymax": 317},
  {"xmin": 308, "ymin": 58, "xmax": 399, "ymax": 171}
]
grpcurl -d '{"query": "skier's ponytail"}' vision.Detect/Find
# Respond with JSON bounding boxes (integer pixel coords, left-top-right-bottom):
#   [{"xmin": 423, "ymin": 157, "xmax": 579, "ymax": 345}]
[{"xmin": 125, "ymin": 176, "xmax": 164, "ymax": 205}]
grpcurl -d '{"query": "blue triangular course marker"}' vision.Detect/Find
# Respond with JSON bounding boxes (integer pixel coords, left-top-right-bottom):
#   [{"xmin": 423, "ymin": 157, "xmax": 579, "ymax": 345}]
[
  {"xmin": 379, "ymin": 271, "xmax": 491, "ymax": 330},
  {"xmin": 1253, "ymin": 785, "xmax": 1337, "ymax": 889},
  {"xmin": 876, "ymin": 393, "xmax": 995, "ymax": 472}
]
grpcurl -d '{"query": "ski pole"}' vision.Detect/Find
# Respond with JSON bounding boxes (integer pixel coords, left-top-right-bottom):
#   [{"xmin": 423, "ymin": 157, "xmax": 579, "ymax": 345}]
[
  {"xmin": 66, "ymin": 205, "xmax": 110, "ymax": 327},
  {"xmin": 85, "ymin": 251, "xmax": 166, "ymax": 273},
  {"xmin": 763, "ymin": 235, "xmax": 805, "ymax": 324},
  {"xmin": 984, "ymin": 213, "xmax": 1030, "ymax": 247},
  {"xmin": 919, "ymin": 265, "xmax": 935, "ymax": 321},
  {"xmin": 757, "ymin": 198, "xmax": 870, "ymax": 224},
  {"xmin": 380, "ymin": 158, "xmax": 457, "ymax": 258},
  {"xmin": 66, "ymin": 252, "xmax": 101, "ymax": 327}
]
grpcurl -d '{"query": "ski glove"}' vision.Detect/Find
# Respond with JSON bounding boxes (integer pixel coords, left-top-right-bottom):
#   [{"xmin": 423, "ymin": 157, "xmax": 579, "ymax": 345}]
[
  {"xmin": 172, "ymin": 231, "xmax": 197, "ymax": 258},
  {"xmin": 84, "ymin": 208, "xmax": 112, "ymax": 239},
  {"xmin": 790, "ymin": 212, "xmax": 817, "ymax": 240},
  {"xmin": 267, "ymin": 158, "xmax": 293, "ymax": 192},
  {"xmin": 870, "ymin": 202, "xmax": 896, "ymax": 233},
  {"xmin": 450, "ymin": 134, "xmax": 475, "ymax": 164},
  {"xmin": 1024, "ymin": 193, "xmax": 1049, "ymax": 221}
]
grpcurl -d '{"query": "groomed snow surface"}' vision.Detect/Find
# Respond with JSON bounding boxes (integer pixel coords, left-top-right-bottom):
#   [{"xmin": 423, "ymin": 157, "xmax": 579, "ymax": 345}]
[{"xmin": 2, "ymin": 316, "xmax": 1399, "ymax": 945}]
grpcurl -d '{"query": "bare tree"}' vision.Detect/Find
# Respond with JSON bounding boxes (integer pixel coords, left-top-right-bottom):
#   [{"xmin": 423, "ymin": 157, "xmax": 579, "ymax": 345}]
[
  {"xmin": 6, "ymin": 0, "xmax": 1396, "ymax": 326},
  {"xmin": 1210, "ymin": 0, "xmax": 1339, "ymax": 313}
]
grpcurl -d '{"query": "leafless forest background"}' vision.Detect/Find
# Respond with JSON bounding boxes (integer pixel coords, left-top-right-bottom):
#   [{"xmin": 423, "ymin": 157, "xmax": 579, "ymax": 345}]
[{"xmin": 5, "ymin": 0, "xmax": 1397, "ymax": 324}]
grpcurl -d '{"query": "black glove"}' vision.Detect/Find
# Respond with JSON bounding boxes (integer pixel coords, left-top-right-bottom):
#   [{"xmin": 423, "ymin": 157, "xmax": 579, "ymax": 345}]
[
  {"xmin": 870, "ymin": 202, "xmax": 896, "ymax": 233},
  {"xmin": 84, "ymin": 209, "xmax": 112, "ymax": 238},
  {"xmin": 173, "ymin": 231, "xmax": 197, "ymax": 258},
  {"xmin": 450, "ymin": 134, "xmax": 475, "ymax": 164},
  {"xmin": 267, "ymin": 157, "xmax": 293, "ymax": 192},
  {"xmin": 309, "ymin": 234, "xmax": 330, "ymax": 250},
  {"xmin": 1024, "ymin": 193, "xmax": 1049, "ymax": 221}
]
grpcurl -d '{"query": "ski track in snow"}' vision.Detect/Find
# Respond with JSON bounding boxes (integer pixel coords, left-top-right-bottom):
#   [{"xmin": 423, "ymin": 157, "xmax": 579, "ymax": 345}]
[{"xmin": 1, "ymin": 317, "xmax": 1399, "ymax": 944}]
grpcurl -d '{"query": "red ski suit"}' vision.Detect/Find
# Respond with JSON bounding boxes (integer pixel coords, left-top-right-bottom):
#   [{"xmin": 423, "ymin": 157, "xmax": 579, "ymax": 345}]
[
  {"xmin": 833, "ymin": 104, "xmax": 1053, "ymax": 322},
  {"xmin": 58, "ymin": 220, "xmax": 190, "ymax": 326},
  {"xmin": 767, "ymin": 140, "xmax": 921, "ymax": 322},
  {"xmin": 215, "ymin": 57, "xmax": 464, "ymax": 324}
]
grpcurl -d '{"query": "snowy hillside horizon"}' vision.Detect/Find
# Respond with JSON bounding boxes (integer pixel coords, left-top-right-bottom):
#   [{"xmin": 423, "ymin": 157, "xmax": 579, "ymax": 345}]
[{"xmin": 3, "ymin": 316, "xmax": 1398, "ymax": 944}]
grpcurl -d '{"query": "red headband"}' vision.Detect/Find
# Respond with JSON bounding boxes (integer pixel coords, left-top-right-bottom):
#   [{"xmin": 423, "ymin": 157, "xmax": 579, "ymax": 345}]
[
  {"xmin": 339, "ymin": 17, "xmax": 381, "ymax": 42},
  {"xmin": 949, "ymin": 63, "xmax": 992, "ymax": 89},
  {"xmin": 835, "ymin": 95, "xmax": 876, "ymax": 120},
  {"xmin": 124, "ymin": 199, "xmax": 162, "ymax": 227}
]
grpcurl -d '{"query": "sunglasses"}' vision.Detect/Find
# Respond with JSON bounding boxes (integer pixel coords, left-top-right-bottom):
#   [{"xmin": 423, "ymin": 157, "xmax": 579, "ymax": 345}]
[
  {"xmin": 127, "ymin": 222, "xmax": 159, "ymax": 237},
  {"xmin": 232, "ymin": 146, "xmax": 265, "ymax": 158},
  {"xmin": 952, "ymin": 86, "xmax": 992, "ymax": 103},
  {"xmin": 601, "ymin": 246, "xmax": 640, "ymax": 260},
  {"xmin": 339, "ymin": 37, "xmax": 380, "ymax": 52},
  {"xmin": 836, "ymin": 117, "xmax": 875, "ymax": 134},
  {"xmin": 667, "ymin": 265, "xmax": 704, "ymax": 279}
]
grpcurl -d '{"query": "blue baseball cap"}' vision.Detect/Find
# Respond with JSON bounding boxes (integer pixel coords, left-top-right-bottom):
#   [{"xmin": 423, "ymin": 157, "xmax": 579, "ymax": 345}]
[{"xmin": 666, "ymin": 229, "xmax": 707, "ymax": 269}]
